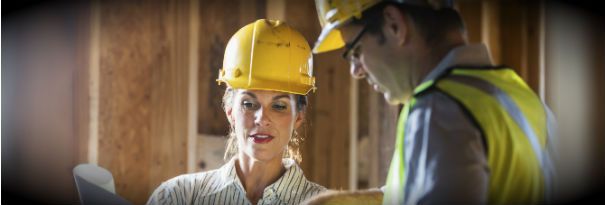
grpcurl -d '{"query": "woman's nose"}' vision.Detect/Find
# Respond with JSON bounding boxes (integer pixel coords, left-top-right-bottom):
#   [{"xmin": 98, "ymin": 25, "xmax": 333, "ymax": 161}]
[
  {"xmin": 254, "ymin": 108, "xmax": 271, "ymax": 127},
  {"xmin": 350, "ymin": 60, "xmax": 367, "ymax": 79}
]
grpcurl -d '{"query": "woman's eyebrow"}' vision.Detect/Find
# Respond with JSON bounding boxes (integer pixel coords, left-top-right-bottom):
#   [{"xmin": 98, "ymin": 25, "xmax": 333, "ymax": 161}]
[
  {"xmin": 273, "ymin": 95, "xmax": 291, "ymax": 100},
  {"xmin": 241, "ymin": 91, "xmax": 257, "ymax": 98}
]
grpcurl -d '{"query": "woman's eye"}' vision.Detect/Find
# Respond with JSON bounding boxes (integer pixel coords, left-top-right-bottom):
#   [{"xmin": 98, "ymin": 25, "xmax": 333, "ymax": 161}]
[
  {"xmin": 272, "ymin": 102, "xmax": 288, "ymax": 111},
  {"xmin": 242, "ymin": 100, "xmax": 259, "ymax": 110}
]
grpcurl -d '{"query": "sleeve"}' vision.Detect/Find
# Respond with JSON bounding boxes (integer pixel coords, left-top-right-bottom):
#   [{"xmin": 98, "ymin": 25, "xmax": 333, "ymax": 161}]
[
  {"xmin": 146, "ymin": 182, "xmax": 169, "ymax": 205},
  {"xmin": 147, "ymin": 181, "xmax": 179, "ymax": 205},
  {"xmin": 403, "ymin": 91, "xmax": 489, "ymax": 205}
]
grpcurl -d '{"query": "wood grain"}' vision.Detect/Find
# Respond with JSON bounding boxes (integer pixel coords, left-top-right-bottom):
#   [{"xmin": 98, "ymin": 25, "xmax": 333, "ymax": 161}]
[
  {"xmin": 97, "ymin": 1, "xmax": 192, "ymax": 204},
  {"xmin": 197, "ymin": 0, "xmax": 266, "ymax": 136},
  {"xmin": 286, "ymin": 0, "xmax": 351, "ymax": 190}
]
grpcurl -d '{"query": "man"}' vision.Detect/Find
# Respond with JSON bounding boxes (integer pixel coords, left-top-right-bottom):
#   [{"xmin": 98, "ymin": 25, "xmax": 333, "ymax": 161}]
[{"xmin": 308, "ymin": 0, "xmax": 556, "ymax": 204}]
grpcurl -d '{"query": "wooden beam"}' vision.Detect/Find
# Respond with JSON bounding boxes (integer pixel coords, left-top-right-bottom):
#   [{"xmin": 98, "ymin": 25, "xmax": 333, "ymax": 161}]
[
  {"xmin": 500, "ymin": 1, "xmax": 529, "ymax": 79},
  {"xmin": 368, "ymin": 89, "xmax": 399, "ymax": 188},
  {"xmin": 482, "ymin": 0, "xmax": 501, "ymax": 64},
  {"xmin": 527, "ymin": 1, "xmax": 545, "ymax": 95},
  {"xmin": 88, "ymin": 0, "xmax": 101, "ymax": 165},
  {"xmin": 456, "ymin": 1, "xmax": 483, "ymax": 43},
  {"xmin": 187, "ymin": 0, "xmax": 200, "ymax": 174},
  {"xmin": 357, "ymin": 81, "xmax": 371, "ymax": 189},
  {"xmin": 368, "ymin": 90, "xmax": 381, "ymax": 187},
  {"xmin": 74, "ymin": 0, "xmax": 92, "ymax": 167},
  {"xmin": 349, "ymin": 76, "xmax": 359, "ymax": 190}
]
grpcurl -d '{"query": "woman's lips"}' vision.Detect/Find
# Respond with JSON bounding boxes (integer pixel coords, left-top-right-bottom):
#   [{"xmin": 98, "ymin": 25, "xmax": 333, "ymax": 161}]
[{"xmin": 249, "ymin": 134, "xmax": 274, "ymax": 144}]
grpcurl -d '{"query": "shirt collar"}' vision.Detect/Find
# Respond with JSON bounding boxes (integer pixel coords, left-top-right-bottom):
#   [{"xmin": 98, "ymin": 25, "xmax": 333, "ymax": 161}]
[
  {"xmin": 263, "ymin": 158, "xmax": 307, "ymax": 203},
  {"xmin": 420, "ymin": 43, "xmax": 494, "ymax": 84},
  {"xmin": 219, "ymin": 157, "xmax": 240, "ymax": 189}
]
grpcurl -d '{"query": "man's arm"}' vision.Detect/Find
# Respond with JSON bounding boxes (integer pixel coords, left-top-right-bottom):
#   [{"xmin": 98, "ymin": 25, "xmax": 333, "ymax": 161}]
[{"xmin": 404, "ymin": 91, "xmax": 489, "ymax": 204}]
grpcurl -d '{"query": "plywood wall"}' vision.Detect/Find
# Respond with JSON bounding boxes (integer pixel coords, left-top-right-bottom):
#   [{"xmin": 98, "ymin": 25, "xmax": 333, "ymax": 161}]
[
  {"xmin": 197, "ymin": 0, "xmax": 266, "ymax": 136},
  {"xmin": 94, "ymin": 1, "xmax": 193, "ymax": 204},
  {"xmin": 283, "ymin": 0, "xmax": 353, "ymax": 190}
]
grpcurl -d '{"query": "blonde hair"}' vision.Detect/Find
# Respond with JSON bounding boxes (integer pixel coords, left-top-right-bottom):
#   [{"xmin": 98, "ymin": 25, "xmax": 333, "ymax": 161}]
[{"xmin": 222, "ymin": 88, "xmax": 307, "ymax": 163}]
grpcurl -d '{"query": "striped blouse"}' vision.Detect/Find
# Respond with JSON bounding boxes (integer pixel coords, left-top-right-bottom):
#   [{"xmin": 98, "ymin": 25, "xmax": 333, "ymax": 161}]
[{"xmin": 147, "ymin": 158, "xmax": 326, "ymax": 205}]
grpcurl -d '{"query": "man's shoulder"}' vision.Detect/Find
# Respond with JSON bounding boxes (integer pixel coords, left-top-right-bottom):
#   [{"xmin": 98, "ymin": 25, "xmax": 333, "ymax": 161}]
[
  {"xmin": 408, "ymin": 90, "xmax": 483, "ymax": 136},
  {"xmin": 413, "ymin": 89, "xmax": 463, "ymax": 111}
]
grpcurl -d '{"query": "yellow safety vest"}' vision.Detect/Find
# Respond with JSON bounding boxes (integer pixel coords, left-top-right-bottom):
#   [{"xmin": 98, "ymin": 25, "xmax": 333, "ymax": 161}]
[{"xmin": 384, "ymin": 67, "xmax": 555, "ymax": 204}]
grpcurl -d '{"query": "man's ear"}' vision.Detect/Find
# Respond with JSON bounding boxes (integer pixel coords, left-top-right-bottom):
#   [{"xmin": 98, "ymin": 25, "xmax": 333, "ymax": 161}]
[{"xmin": 382, "ymin": 5, "xmax": 408, "ymax": 46}]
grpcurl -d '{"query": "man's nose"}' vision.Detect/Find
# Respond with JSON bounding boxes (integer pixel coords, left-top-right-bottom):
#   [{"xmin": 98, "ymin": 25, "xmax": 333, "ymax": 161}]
[{"xmin": 350, "ymin": 60, "xmax": 367, "ymax": 79}]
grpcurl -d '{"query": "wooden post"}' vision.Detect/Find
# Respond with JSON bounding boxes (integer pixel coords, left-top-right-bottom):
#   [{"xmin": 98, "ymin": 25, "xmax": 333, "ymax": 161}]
[
  {"xmin": 482, "ymin": 0, "xmax": 501, "ymax": 65},
  {"xmin": 368, "ymin": 90, "xmax": 399, "ymax": 188}
]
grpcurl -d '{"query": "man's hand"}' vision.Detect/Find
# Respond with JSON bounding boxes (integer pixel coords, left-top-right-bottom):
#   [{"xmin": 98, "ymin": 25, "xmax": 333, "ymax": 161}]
[{"xmin": 301, "ymin": 189, "xmax": 383, "ymax": 205}]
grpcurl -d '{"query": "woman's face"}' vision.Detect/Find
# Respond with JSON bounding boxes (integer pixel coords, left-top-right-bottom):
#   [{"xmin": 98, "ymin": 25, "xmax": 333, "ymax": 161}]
[{"xmin": 227, "ymin": 89, "xmax": 303, "ymax": 162}]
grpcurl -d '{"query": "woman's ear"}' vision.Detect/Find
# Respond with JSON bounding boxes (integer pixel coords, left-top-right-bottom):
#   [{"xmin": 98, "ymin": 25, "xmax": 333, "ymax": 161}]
[
  {"xmin": 226, "ymin": 108, "xmax": 233, "ymax": 124},
  {"xmin": 294, "ymin": 111, "xmax": 305, "ymax": 130},
  {"xmin": 382, "ymin": 5, "xmax": 408, "ymax": 46}
]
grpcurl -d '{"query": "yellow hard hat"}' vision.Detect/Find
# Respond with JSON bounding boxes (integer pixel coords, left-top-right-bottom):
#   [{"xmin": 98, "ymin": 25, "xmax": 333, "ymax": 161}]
[
  {"xmin": 313, "ymin": 0, "xmax": 453, "ymax": 54},
  {"xmin": 217, "ymin": 19, "xmax": 316, "ymax": 95},
  {"xmin": 313, "ymin": 0, "xmax": 381, "ymax": 54}
]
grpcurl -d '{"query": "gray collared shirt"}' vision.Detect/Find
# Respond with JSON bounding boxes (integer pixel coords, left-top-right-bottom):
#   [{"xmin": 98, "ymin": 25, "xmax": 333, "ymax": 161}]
[
  {"xmin": 147, "ymin": 158, "xmax": 326, "ymax": 205},
  {"xmin": 403, "ymin": 44, "xmax": 493, "ymax": 204}
]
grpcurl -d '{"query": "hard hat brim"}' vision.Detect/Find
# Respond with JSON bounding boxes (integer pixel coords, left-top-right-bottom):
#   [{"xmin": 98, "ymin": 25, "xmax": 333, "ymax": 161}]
[{"xmin": 312, "ymin": 20, "xmax": 346, "ymax": 54}]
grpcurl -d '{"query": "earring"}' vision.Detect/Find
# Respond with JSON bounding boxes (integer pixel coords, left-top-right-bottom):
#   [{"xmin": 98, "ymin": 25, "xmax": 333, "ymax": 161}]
[{"xmin": 291, "ymin": 130, "xmax": 301, "ymax": 145}]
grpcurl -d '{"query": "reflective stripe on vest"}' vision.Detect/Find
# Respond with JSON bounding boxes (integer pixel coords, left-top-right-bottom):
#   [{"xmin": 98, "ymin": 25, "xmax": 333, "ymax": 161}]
[
  {"xmin": 383, "ymin": 68, "xmax": 554, "ymax": 205},
  {"xmin": 383, "ymin": 101, "xmax": 412, "ymax": 205}
]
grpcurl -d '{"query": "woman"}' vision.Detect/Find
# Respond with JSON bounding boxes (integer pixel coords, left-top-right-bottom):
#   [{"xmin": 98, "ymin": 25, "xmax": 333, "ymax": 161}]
[{"xmin": 147, "ymin": 19, "xmax": 324, "ymax": 205}]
